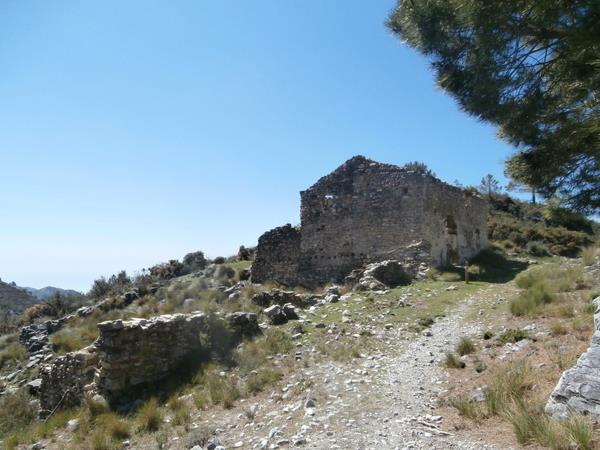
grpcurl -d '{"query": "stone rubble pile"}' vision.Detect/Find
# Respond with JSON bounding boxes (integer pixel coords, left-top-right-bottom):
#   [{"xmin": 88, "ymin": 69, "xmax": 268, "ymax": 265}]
[
  {"xmin": 345, "ymin": 260, "xmax": 416, "ymax": 291},
  {"xmin": 251, "ymin": 289, "xmax": 318, "ymax": 308},
  {"xmin": 264, "ymin": 304, "xmax": 299, "ymax": 325}
]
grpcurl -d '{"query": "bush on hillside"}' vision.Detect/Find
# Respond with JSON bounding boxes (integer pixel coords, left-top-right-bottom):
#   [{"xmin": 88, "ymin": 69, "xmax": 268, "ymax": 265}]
[
  {"xmin": 182, "ymin": 251, "xmax": 207, "ymax": 273},
  {"xmin": 0, "ymin": 390, "xmax": 36, "ymax": 438},
  {"xmin": 488, "ymin": 214, "xmax": 592, "ymax": 257},
  {"xmin": 89, "ymin": 270, "xmax": 132, "ymax": 298},
  {"xmin": 19, "ymin": 303, "xmax": 56, "ymax": 325},
  {"xmin": 542, "ymin": 201, "xmax": 595, "ymax": 234},
  {"xmin": 149, "ymin": 260, "xmax": 185, "ymax": 280}
]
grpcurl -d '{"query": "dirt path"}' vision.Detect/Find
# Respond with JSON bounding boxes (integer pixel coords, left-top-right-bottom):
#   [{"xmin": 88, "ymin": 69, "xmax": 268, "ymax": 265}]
[
  {"xmin": 213, "ymin": 286, "xmax": 515, "ymax": 450},
  {"xmin": 298, "ymin": 288, "xmax": 502, "ymax": 450}
]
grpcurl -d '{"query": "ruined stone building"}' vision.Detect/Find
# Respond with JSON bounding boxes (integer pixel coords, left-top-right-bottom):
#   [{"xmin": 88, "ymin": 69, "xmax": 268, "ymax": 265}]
[{"xmin": 252, "ymin": 156, "xmax": 488, "ymax": 287}]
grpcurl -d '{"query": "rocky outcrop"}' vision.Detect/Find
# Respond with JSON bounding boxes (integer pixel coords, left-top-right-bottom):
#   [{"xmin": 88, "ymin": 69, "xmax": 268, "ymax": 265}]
[
  {"xmin": 264, "ymin": 304, "xmax": 298, "ymax": 325},
  {"xmin": 251, "ymin": 289, "xmax": 318, "ymax": 308},
  {"xmin": 344, "ymin": 260, "xmax": 416, "ymax": 291},
  {"xmin": 546, "ymin": 297, "xmax": 600, "ymax": 419}
]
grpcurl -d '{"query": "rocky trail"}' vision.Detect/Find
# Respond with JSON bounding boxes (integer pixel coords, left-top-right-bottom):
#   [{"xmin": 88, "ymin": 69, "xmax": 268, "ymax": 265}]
[{"xmin": 195, "ymin": 286, "xmax": 513, "ymax": 450}]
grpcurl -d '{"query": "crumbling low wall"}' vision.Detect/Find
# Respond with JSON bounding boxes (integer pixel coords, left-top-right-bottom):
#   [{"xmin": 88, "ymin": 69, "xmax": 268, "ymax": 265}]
[
  {"xmin": 39, "ymin": 311, "xmax": 259, "ymax": 412},
  {"xmin": 546, "ymin": 297, "xmax": 600, "ymax": 419},
  {"xmin": 95, "ymin": 313, "xmax": 209, "ymax": 396},
  {"xmin": 252, "ymin": 224, "xmax": 301, "ymax": 286},
  {"xmin": 40, "ymin": 347, "xmax": 98, "ymax": 415}
]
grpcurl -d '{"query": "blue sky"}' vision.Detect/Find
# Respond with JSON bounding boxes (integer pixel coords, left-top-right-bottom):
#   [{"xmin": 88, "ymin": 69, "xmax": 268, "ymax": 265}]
[{"xmin": 0, "ymin": 0, "xmax": 516, "ymax": 291}]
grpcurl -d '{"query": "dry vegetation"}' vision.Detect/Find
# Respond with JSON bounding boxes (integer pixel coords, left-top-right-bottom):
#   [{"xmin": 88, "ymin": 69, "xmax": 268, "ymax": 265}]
[{"xmin": 443, "ymin": 258, "xmax": 600, "ymax": 449}]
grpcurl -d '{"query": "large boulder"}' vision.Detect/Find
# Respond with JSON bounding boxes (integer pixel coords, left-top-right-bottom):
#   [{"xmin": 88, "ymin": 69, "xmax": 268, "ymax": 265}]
[
  {"xmin": 347, "ymin": 260, "xmax": 412, "ymax": 291},
  {"xmin": 264, "ymin": 305, "xmax": 288, "ymax": 325},
  {"xmin": 546, "ymin": 297, "xmax": 600, "ymax": 419},
  {"xmin": 263, "ymin": 303, "xmax": 299, "ymax": 325},
  {"xmin": 362, "ymin": 260, "xmax": 412, "ymax": 288},
  {"xmin": 252, "ymin": 289, "xmax": 317, "ymax": 308},
  {"xmin": 227, "ymin": 312, "xmax": 260, "ymax": 337}
]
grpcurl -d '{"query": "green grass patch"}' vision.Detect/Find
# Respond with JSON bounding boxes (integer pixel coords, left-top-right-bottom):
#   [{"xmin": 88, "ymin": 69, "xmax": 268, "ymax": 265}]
[
  {"xmin": 456, "ymin": 337, "xmax": 476, "ymax": 356},
  {"xmin": 0, "ymin": 342, "xmax": 26, "ymax": 370},
  {"xmin": 444, "ymin": 353, "xmax": 465, "ymax": 369},
  {"xmin": 497, "ymin": 329, "xmax": 529, "ymax": 345}
]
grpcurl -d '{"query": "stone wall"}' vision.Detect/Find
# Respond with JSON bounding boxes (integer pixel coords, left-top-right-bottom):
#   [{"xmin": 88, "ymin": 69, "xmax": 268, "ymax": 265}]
[
  {"xmin": 38, "ymin": 311, "xmax": 259, "ymax": 412},
  {"xmin": 39, "ymin": 346, "xmax": 98, "ymax": 415},
  {"xmin": 94, "ymin": 313, "xmax": 209, "ymax": 397},
  {"xmin": 252, "ymin": 224, "xmax": 301, "ymax": 286},
  {"xmin": 254, "ymin": 156, "xmax": 488, "ymax": 288},
  {"xmin": 546, "ymin": 296, "xmax": 600, "ymax": 419}
]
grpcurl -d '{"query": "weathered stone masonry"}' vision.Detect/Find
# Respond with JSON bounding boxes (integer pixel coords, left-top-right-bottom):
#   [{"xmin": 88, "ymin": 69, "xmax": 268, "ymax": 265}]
[
  {"xmin": 39, "ymin": 312, "xmax": 259, "ymax": 413},
  {"xmin": 94, "ymin": 313, "xmax": 209, "ymax": 396},
  {"xmin": 252, "ymin": 156, "xmax": 488, "ymax": 287}
]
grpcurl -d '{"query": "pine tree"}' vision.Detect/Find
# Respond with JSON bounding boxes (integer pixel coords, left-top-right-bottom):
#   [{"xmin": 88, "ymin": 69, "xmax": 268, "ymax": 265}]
[
  {"xmin": 388, "ymin": 1, "xmax": 600, "ymax": 213},
  {"xmin": 478, "ymin": 174, "xmax": 501, "ymax": 200}
]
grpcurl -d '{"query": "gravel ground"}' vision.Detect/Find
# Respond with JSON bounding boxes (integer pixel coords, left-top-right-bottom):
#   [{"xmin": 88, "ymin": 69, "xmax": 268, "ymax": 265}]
[{"xmin": 209, "ymin": 287, "xmax": 515, "ymax": 450}]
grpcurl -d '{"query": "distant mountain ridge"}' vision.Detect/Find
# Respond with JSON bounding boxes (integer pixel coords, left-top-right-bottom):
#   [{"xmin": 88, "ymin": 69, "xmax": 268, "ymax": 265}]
[
  {"xmin": 22, "ymin": 286, "xmax": 82, "ymax": 301},
  {"xmin": 0, "ymin": 280, "xmax": 38, "ymax": 316}
]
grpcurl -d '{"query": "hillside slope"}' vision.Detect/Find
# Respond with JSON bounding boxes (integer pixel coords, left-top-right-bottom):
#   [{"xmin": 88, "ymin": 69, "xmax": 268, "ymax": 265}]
[
  {"xmin": 22, "ymin": 286, "xmax": 81, "ymax": 301},
  {"xmin": 0, "ymin": 280, "xmax": 38, "ymax": 316}
]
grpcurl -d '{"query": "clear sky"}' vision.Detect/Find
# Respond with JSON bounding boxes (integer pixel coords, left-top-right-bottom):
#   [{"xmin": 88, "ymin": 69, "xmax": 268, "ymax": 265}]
[{"xmin": 0, "ymin": 0, "xmax": 517, "ymax": 292}]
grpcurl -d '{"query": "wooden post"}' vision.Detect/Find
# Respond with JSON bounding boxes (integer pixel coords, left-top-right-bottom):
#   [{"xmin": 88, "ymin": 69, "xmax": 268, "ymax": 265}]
[{"xmin": 465, "ymin": 261, "xmax": 469, "ymax": 284}]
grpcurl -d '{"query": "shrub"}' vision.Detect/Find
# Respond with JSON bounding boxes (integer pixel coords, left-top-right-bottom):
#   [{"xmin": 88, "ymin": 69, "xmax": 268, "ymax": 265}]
[
  {"xmin": 488, "ymin": 212, "xmax": 592, "ymax": 257},
  {"xmin": 556, "ymin": 304, "xmax": 574, "ymax": 318},
  {"xmin": 245, "ymin": 368, "xmax": 283, "ymax": 395},
  {"xmin": 504, "ymin": 403, "xmax": 567, "ymax": 448},
  {"xmin": 444, "ymin": 353, "xmax": 465, "ymax": 369},
  {"xmin": 542, "ymin": 202, "xmax": 595, "ymax": 234},
  {"xmin": 456, "ymin": 337, "xmax": 475, "ymax": 356},
  {"xmin": 86, "ymin": 397, "xmax": 110, "ymax": 417},
  {"xmin": 510, "ymin": 282, "xmax": 555, "ymax": 317},
  {"xmin": 0, "ymin": 390, "xmax": 36, "ymax": 438},
  {"xmin": 449, "ymin": 395, "xmax": 480, "ymax": 420},
  {"xmin": 525, "ymin": 241, "xmax": 549, "ymax": 257},
  {"xmin": 208, "ymin": 376, "xmax": 240, "ymax": 409},
  {"xmin": 213, "ymin": 256, "xmax": 226, "ymax": 264},
  {"xmin": 194, "ymin": 365, "xmax": 241, "ymax": 409},
  {"xmin": 19, "ymin": 303, "xmax": 56, "ymax": 325},
  {"xmin": 35, "ymin": 408, "xmax": 79, "ymax": 439},
  {"xmin": 215, "ymin": 265, "xmax": 235, "ymax": 280},
  {"xmin": 485, "ymin": 360, "xmax": 532, "ymax": 416},
  {"xmin": 168, "ymin": 396, "xmax": 191, "ymax": 426},
  {"xmin": 192, "ymin": 389, "xmax": 210, "ymax": 410},
  {"xmin": 149, "ymin": 260, "xmax": 185, "ymax": 280},
  {"xmin": 316, "ymin": 342, "xmax": 361, "ymax": 361},
  {"xmin": 417, "ymin": 316, "xmax": 434, "ymax": 328},
  {"xmin": 497, "ymin": 329, "xmax": 529, "ymax": 345},
  {"xmin": 89, "ymin": 277, "xmax": 112, "ymax": 299},
  {"xmin": 182, "ymin": 251, "xmax": 207, "ymax": 273},
  {"xmin": 550, "ymin": 321, "xmax": 568, "ymax": 336},
  {"xmin": 262, "ymin": 329, "xmax": 293, "ymax": 355},
  {"xmin": 565, "ymin": 415, "xmax": 594, "ymax": 450},
  {"xmin": 234, "ymin": 341, "xmax": 267, "ymax": 374},
  {"xmin": 186, "ymin": 425, "xmax": 214, "ymax": 448},
  {"xmin": 582, "ymin": 247, "xmax": 598, "ymax": 266},
  {"xmin": 136, "ymin": 398, "xmax": 163, "ymax": 432},
  {"xmin": 91, "ymin": 430, "xmax": 114, "ymax": 450},
  {"xmin": 51, "ymin": 323, "xmax": 98, "ymax": 354},
  {"xmin": 0, "ymin": 342, "xmax": 26, "ymax": 369},
  {"xmin": 474, "ymin": 360, "xmax": 487, "ymax": 373},
  {"xmin": 96, "ymin": 413, "xmax": 131, "ymax": 440}
]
